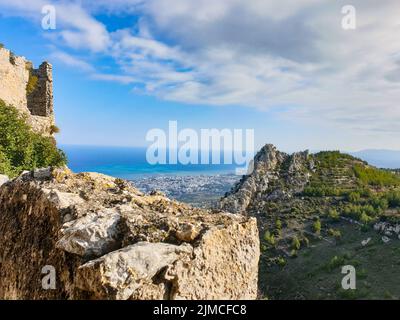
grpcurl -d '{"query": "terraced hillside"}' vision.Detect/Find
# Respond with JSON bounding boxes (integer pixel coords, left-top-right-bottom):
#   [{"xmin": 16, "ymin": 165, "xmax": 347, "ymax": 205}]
[{"xmin": 220, "ymin": 145, "xmax": 400, "ymax": 300}]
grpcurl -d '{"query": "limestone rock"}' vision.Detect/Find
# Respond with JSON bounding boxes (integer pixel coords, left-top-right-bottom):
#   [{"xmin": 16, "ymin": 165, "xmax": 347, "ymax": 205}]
[
  {"xmin": 0, "ymin": 175, "xmax": 9, "ymax": 187},
  {"xmin": 56, "ymin": 209, "xmax": 122, "ymax": 258},
  {"xmin": 220, "ymin": 144, "xmax": 311, "ymax": 214},
  {"xmin": 75, "ymin": 242, "xmax": 193, "ymax": 300},
  {"xmin": 0, "ymin": 167, "xmax": 259, "ymax": 300}
]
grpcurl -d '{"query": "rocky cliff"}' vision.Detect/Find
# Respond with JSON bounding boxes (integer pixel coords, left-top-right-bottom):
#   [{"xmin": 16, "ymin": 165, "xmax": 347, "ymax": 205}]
[
  {"xmin": 220, "ymin": 144, "xmax": 400, "ymax": 299},
  {"xmin": 0, "ymin": 168, "xmax": 259, "ymax": 300},
  {"xmin": 220, "ymin": 144, "xmax": 313, "ymax": 214},
  {"xmin": 0, "ymin": 47, "xmax": 55, "ymax": 135}
]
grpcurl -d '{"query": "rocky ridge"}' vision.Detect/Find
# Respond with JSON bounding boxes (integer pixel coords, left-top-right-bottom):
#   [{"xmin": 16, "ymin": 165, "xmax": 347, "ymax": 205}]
[
  {"xmin": 220, "ymin": 144, "xmax": 313, "ymax": 214},
  {"xmin": 0, "ymin": 167, "xmax": 259, "ymax": 300}
]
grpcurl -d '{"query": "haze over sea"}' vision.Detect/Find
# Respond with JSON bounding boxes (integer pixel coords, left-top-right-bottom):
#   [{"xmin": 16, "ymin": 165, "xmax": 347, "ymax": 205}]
[
  {"xmin": 62, "ymin": 145, "xmax": 400, "ymax": 181},
  {"xmin": 62, "ymin": 145, "xmax": 240, "ymax": 180}
]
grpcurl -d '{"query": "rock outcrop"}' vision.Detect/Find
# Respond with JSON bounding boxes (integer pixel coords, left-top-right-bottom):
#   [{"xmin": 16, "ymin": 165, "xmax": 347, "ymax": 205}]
[
  {"xmin": 0, "ymin": 168, "xmax": 259, "ymax": 300},
  {"xmin": 220, "ymin": 144, "xmax": 313, "ymax": 214},
  {"xmin": 0, "ymin": 47, "xmax": 55, "ymax": 135}
]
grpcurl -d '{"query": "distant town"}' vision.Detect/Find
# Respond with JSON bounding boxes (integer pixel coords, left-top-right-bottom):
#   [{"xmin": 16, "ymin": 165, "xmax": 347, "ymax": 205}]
[{"xmin": 133, "ymin": 174, "xmax": 240, "ymax": 208}]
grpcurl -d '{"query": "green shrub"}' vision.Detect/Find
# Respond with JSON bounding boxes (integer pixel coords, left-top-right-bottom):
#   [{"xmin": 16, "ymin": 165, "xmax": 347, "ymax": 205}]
[
  {"xmin": 290, "ymin": 249, "xmax": 298, "ymax": 258},
  {"xmin": 325, "ymin": 255, "xmax": 345, "ymax": 271},
  {"xmin": 50, "ymin": 125, "xmax": 60, "ymax": 134},
  {"xmin": 360, "ymin": 212, "xmax": 374, "ymax": 224},
  {"xmin": 343, "ymin": 204, "xmax": 379, "ymax": 221},
  {"xmin": 369, "ymin": 196, "xmax": 389, "ymax": 210},
  {"xmin": 353, "ymin": 164, "xmax": 400, "ymax": 186},
  {"xmin": 277, "ymin": 256, "xmax": 286, "ymax": 267},
  {"xmin": 0, "ymin": 99, "xmax": 67, "ymax": 177},
  {"xmin": 348, "ymin": 192, "xmax": 361, "ymax": 203},
  {"xmin": 313, "ymin": 219, "xmax": 321, "ymax": 235},
  {"xmin": 303, "ymin": 185, "xmax": 343, "ymax": 197},
  {"xmin": 328, "ymin": 208, "xmax": 340, "ymax": 221},
  {"xmin": 291, "ymin": 236, "xmax": 301, "ymax": 250},
  {"xmin": 26, "ymin": 72, "xmax": 38, "ymax": 95},
  {"xmin": 385, "ymin": 191, "xmax": 400, "ymax": 208},
  {"xmin": 263, "ymin": 231, "xmax": 275, "ymax": 246},
  {"xmin": 328, "ymin": 228, "xmax": 341, "ymax": 239}
]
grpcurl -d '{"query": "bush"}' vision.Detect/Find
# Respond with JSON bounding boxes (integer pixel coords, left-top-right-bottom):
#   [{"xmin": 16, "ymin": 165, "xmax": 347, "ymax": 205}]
[
  {"xmin": 325, "ymin": 255, "xmax": 345, "ymax": 272},
  {"xmin": 313, "ymin": 219, "xmax": 321, "ymax": 235},
  {"xmin": 348, "ymin": 192, "xmax": 361, "ymax": 203},
  {"xmin": 343, "ymin": 204, "xmax": 379, "ymax": 221},
  {"xmin": 328, "ymin": 228, "xmax": 341, "ymax": 239},
  {"xmin": 277, "ymin": 256, "xmax": 286, "ymax": 267},
  {"xmin": 0, "ymin": 100, "xmax": 67, "ymax": 177},
  {"xmin": 353, "ymin": 164, "xmax": 400, "ymax": 187},
  {"xmin": 50, "ymin": 125, "xmax": 60, "ymax": 134},
  {"xmin": 385, "ymin": 191, "xmax": 400, "ymax": 208},
  {"xmin": 26, "ymin": 73, "xmax": 38, "ymax": 95},
  {"xmin": 328, "ymin": 208, "xmax": 340, "ymax": 221},
  {"xmin": 263, "ymin": 231, "xmax": 275, "ymax": 246},
  {"xmin": 291, "ymin": 236, "xmax": 301, "ymax": 250},
  {"xmin": 303, "ymin": 185, "xmax": 343, "ymax": 197},
  {"xmin": 369, "ymin": 196, "xmax": 389, "ymax": 210}
]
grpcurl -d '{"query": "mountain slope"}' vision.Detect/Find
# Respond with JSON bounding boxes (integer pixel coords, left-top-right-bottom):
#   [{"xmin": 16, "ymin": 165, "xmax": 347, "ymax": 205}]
[{"xmin": 220, "ymin": 144, "xmax": 400, "ymax": 299}]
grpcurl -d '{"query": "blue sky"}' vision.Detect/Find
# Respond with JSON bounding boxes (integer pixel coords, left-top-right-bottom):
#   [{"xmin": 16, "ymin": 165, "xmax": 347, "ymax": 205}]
[{"xmin": 0, "ymin": 0, "xmax": 400, "ymax": 152}]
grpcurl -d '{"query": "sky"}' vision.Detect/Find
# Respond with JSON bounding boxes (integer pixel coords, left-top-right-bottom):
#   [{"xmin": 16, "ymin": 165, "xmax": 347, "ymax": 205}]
[{"xmin": 0, "ymin": 0, "xmax": 399, "ymax": 153}]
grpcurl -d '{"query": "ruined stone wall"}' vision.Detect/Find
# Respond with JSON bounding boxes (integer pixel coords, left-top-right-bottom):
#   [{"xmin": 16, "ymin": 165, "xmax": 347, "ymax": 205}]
[{"xmin": 0, "ymin": 47, "xmax": 55, "ymax": 135}]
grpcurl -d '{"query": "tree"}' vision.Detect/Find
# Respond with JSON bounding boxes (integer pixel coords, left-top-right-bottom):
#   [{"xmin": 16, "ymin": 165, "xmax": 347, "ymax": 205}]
[{"xmin": 0, "ymin": 99, "xmax": 67, "ymax": 177}]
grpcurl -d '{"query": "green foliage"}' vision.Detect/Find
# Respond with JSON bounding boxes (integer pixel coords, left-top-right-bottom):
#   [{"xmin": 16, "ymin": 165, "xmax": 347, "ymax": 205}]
[
  {"xmin": 360, "ymin": 212, "xmax": 374, "ymax": 224},
  {"xmin": 328, "ymin": 208, "xmax": 340, "ymax": 221},
  {"xmin": 277, "ymin": 256, "xmax": 286, "ymax": 267},
  {"xmin": 291, "ymin": 236, "xmax": 301, "ymax": 250},
  {"xmin": 348, "ymin": 191, "xmax": 361, "ymax": 203},
  {"xmin": 353, "ymin": 164, "xmax": 400, "ymax": 187},
  {"xmin": 290, "ymin": 249, "xmax": 298, "ymax": 258},
  {"xmin": 275, "ymin": 219, "xmax": 282, "ymax": 230},
  {"xmin": 263, "ymin": 231, "xmax": 275, "ymax": 246},
  {"xmin": 385, "ymin": 191, "xmax": 400, "ymax": 208},
  {"xmin": 368, "ymin": 196, "xmax": 389, "ymax": 210},
  {"xmin": 0, "ymin": 43, "xmax": 4, "ymax": 49},
  {"xmin": 313, "ymin": 219, "xmax": 321, "ymax": 235},
  {"xmin": 314, "ymin": 151, "xmax": 359, "ymax": 168},
  {"xmin": 303, "ymin": 185, "xmax": 344, "ymax": 197},
  {"xmin": 328, "ymin": 228, "xmax": 341, "ymax": 239},
  {"xmin": 324, "ymin": 255, "xmax": 345, "ymax": 272},
  {"xmin": 342, "ymin": 204, "xmax": 378, "ymax": 223},
  {"xmin": 26, "ymin": 72, "xmax": 38, "ymax": 95},
  {"xmin": 0, "ymin": 100, "xmax": 67, "ymax": 177},
  {"xmin": 50, "ymin": 125, "xmax": 60, "ymax": 134}
]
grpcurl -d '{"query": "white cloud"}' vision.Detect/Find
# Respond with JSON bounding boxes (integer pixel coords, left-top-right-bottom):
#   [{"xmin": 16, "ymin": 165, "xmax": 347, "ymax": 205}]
[
  {"xmin": 1, "ymin": 0, "xmax": 400, "ymax": 137},
  {"xmin": 90, "ymin": 73, "xmax": 137, "ymax": 84},
  {"xmin": 50, "ymin": 50, "xmax": 94, "ymax": 72}
]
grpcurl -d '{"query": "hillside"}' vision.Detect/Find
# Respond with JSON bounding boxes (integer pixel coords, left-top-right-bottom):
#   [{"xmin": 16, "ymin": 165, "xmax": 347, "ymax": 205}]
[{"xmin": 220, "ymin": 144, "xmax": 400, "ymax": 299}]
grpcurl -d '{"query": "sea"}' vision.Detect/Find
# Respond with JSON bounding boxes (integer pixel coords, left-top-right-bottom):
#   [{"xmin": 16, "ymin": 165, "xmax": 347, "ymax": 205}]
[{"xmin": 61, "ymin": 145, "xmax": 241, "ymax": 180}]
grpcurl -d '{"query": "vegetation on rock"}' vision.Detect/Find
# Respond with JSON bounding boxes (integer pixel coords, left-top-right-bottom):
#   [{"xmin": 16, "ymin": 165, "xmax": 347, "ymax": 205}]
[
  {"xmin": 0, "ymin": 99, "xmax": 67, "ymax": 177},
  {"xmin": 221, "ymin": 145, "xmax": 400, "ymax": 299}
]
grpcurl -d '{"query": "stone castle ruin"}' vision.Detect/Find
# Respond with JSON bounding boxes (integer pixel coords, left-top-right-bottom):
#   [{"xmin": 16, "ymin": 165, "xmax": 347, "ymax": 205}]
[{"xmin": 0, "ymin": 46, "xmax": 55, "ymax": 135}]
